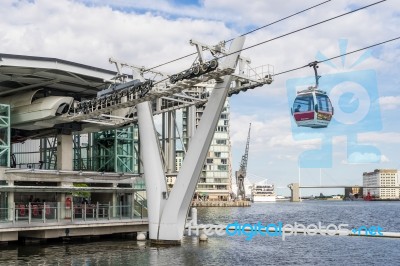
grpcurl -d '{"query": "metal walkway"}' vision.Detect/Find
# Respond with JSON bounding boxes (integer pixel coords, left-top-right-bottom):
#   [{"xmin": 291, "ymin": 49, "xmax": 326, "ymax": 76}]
[{"xmin": 0, "ymin": 203, "xmax": 148, "ymax": 242}]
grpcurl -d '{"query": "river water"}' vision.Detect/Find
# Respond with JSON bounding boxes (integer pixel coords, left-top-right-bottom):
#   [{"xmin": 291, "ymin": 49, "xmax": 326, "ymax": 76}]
[{"xmin": 1, "ymin": 200, "xmax": 399, "ymax": 265}]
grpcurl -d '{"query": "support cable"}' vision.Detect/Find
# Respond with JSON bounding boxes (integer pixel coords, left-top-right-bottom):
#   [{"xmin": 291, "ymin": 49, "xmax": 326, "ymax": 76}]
[
  {"xmin": 145, "ymin": 0, "xmax": 333, "ymax": 72},
  {"xmin": 274, "ymin": 36, "xmax": 400, "ymax": 77},
  {"xmin": 228, "ymin": 36, "xmax": 400, "ymax": 96},
  {"xmin": 226, "ymin": 0, "xmax": 332, "ymax": 42},
  {"xmin": 217, "ymin": 0, "xmax": 386, "ymax": 60},
  {"xmin": 152, "ymin": 0, "xmax": 385, "ymax": 86}
]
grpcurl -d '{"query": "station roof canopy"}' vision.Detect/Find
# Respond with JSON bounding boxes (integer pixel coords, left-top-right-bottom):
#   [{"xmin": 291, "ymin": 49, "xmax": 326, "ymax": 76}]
[{"xmin": 0, "ymin": 53, "xmax": 118, "ymax": 99}]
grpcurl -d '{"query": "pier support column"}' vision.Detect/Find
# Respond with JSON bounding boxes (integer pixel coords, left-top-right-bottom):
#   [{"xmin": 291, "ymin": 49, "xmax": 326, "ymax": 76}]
[
  {"xmin": 57, "ymin": 134, "xmax": 73, "ymax": 171},
  {"xmin": 7, "ymin": 180, "xmax": 14, "ymax": 221},
  {"xmin": 288, "ymin": 183, "xmax": 300, "ymax": 202},
  {"xmin": 59, "ymin": 182, "xmax": 73, "ymax": 219},
  {"xmin": 185, "ymin": 106, "xmax": 196, "ymax": 150},
  {"xmin": 137, "ymin": 101, "xmax": 168, "ymax": 240},
  {"xmin": 167, "ymin": 111, "xmax": 176, "ymax": 174},
  {"xmin": 112, "ymin": 183, "xmax": 118, "ymax": 218}
]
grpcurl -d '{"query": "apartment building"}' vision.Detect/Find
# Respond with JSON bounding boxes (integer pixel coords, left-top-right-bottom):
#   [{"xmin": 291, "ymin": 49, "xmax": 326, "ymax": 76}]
[{"xmin": 363, "ymin": 169, "xmax": 399, "ymax": 199}]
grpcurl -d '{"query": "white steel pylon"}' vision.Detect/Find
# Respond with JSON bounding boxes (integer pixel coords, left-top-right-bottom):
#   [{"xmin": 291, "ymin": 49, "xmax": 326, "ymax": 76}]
[{"xmin": 137, "ymin": 36, "xmax": 245, "ymax": 243}]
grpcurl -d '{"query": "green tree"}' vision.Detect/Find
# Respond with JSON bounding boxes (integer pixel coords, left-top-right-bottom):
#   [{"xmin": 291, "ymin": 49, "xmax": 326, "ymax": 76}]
[{"xmin": 73, "ymin": 183, "xmax": 90, "ymax": 199}]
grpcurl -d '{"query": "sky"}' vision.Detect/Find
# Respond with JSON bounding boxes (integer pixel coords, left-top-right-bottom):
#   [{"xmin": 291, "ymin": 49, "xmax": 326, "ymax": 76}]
[{"xmin": 1, "ymin": 0, "xmax": 400, "ymax": 196}]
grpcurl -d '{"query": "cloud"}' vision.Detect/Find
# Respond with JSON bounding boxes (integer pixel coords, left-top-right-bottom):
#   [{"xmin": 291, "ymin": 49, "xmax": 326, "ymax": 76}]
[
  {"xmin": 358, "ymin": 132, "xmax": 400, "ymax": 144},
  {"xmin": 381, "ymin": 155, "xmax": 390, "ymax": 162},
  {"xmin": 78, "ymin": 0, "xmax": 342, "ymax": 30},
  {"xmin": 0, "ymin": 0, "xmax": 232, "ymax": 72},
  {"xmin": 345, "ymin": 152, "xmax": 388, "ymax": 164},
  {"xmin": 379, "ymin": 96, "xmax": 400, "ymax": 110},
  {"xmin": 229, "ymin": 112, "xmax": 322, "ymax": 159}
]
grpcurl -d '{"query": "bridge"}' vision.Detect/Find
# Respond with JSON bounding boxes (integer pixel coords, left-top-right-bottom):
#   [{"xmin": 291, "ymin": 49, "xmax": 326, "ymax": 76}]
[{"xmin": 288, "ymin": 183, "xmax": 400, "ymax": 202}]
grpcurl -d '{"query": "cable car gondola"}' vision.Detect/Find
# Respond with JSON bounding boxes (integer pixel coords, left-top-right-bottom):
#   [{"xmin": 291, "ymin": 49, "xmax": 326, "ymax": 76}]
[{"xmin": 291, "ymin": 61, "xmax": 334, "ymax": 128}]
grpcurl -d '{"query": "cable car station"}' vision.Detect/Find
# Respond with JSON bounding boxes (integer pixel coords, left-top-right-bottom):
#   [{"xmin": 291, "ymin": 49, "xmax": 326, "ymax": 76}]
[{"xmin": 0, "ymin": 37, "xmax": 274, "ymax": 244}]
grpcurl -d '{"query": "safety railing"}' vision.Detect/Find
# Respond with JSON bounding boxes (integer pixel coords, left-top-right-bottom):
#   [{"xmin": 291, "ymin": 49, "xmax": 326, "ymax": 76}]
[
  {"xmin": 13, "ymin": 202, "xmax": 58, "ymax": 223},
  {"xmin": 0, "ymin": 201, "xmax": 148, "ymax": 225},
  {"xmin": 0, "ymin": 207, "xmax": 8, "ymax": 222}
]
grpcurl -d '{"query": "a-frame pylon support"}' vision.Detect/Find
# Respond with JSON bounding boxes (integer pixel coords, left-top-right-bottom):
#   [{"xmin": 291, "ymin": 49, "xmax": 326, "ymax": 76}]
[{"xmin": 137, "ymin": 36, "xmax": 245, "ymax": 244}]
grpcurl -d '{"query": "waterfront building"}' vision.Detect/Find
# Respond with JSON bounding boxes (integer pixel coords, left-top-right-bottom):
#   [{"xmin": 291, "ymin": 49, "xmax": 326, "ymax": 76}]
[
  {"xmin": 181, "ymin": 84, "xmax": 232, "ymax": 201},
  {"xmin": 165, "ymin": 150, "xmax": 183, "ymax": 191},
  {"xmin": 175, "ymin": 150, "xmax": 184, "ymax": 172},
  {"xmin": 0, "ymin": 55, "xmax": 149, "ymax": 242},
  {"xmin": 363, "ymin": 169, "xmax": 399, "ymax": 199}
]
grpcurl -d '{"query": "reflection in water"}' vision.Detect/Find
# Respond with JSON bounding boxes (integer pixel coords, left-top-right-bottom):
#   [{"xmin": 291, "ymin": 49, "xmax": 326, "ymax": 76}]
[{"xmin": 0, "ymin": 201, "xmax": 400, "ymax": 265}]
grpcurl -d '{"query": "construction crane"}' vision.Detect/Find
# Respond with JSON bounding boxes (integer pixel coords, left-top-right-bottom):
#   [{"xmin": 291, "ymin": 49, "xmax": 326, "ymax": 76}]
[{"xmin": 236, "ymin": 123, "xmax": 251, "ymax": 200}]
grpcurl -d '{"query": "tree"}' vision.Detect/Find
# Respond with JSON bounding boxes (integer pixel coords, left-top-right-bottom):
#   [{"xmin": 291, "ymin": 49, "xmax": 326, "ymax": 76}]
[{"xmin": 73, "ymin": 183, "xmax": 90, "ymax": 199}]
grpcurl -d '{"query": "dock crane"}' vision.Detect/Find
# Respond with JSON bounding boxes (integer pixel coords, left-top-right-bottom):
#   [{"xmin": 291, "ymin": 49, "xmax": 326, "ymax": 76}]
[{"xmin": 236, "ymin": 123, "xmax": 251, "ymax": 200}]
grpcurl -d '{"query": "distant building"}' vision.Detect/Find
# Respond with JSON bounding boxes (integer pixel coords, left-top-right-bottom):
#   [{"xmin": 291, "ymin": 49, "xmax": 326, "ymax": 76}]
[
  {"xmin": 176, "ymin": 150, "xmax": 184, "ymax": 171},
  {"xmin": 363, "ymin": 169, "xmax": 399, "ymax": 199},
  {"xmin": 179, "ymin": 85, "xmax": 232, "ymax": 201},
  {"xmin": 166, "ymin": 174, "xmax": 176, "ymax": 191},
  {"xmin": 166, "ymin": 150, "xmax": 184, "ymax": 191}
]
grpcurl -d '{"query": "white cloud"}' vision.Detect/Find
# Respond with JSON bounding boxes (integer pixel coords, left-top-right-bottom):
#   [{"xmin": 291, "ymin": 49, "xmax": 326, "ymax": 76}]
[
  {"xmin": 229, "ymin": 112, "xmax": 322, "ymax": 161},
  {"xmin": 358, "ymin": 132, "xmax": 400, "ymax": 144},
  {"xmin": 381, "ymin": 155, "xmax": 390, "ymax": 162},
  {"xmin": 0, "ymin": 0, "xmax": 232, "ymax": 72},
  {"xmin": 379, "ymin": 96, "xmax": 400, "ymax": 110},
  {"xmin": 345, "ymin": 152, "xmax": 388, "ymax": 164}
]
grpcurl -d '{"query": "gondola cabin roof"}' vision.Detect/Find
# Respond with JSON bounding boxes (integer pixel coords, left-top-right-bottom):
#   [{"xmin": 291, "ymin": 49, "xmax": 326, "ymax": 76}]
[{"xmin": 296, "ymin": 86, "xmax": 327, "ymax": 95}]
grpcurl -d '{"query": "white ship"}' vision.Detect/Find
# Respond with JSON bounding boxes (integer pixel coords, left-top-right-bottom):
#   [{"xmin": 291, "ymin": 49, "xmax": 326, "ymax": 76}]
[{"xmin": 251, "ymin": 180, "xmax": 276, "ymax": 202}]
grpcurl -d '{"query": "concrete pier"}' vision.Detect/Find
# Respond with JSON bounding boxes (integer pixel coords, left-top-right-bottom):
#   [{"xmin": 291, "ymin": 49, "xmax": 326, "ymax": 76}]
[
  {"xmin": 0, "ymin": 219, "xmax": 148, "ymax": 243},
  {"xmin": 288, "ymin": 183, "xmax": 300, "ymax": 202}
]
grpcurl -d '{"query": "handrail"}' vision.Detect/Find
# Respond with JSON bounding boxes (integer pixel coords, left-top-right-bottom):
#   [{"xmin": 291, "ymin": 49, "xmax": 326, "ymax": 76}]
[{"xmin": 0, "ymin": 201, "xmax": 148, "ymax": 225}]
